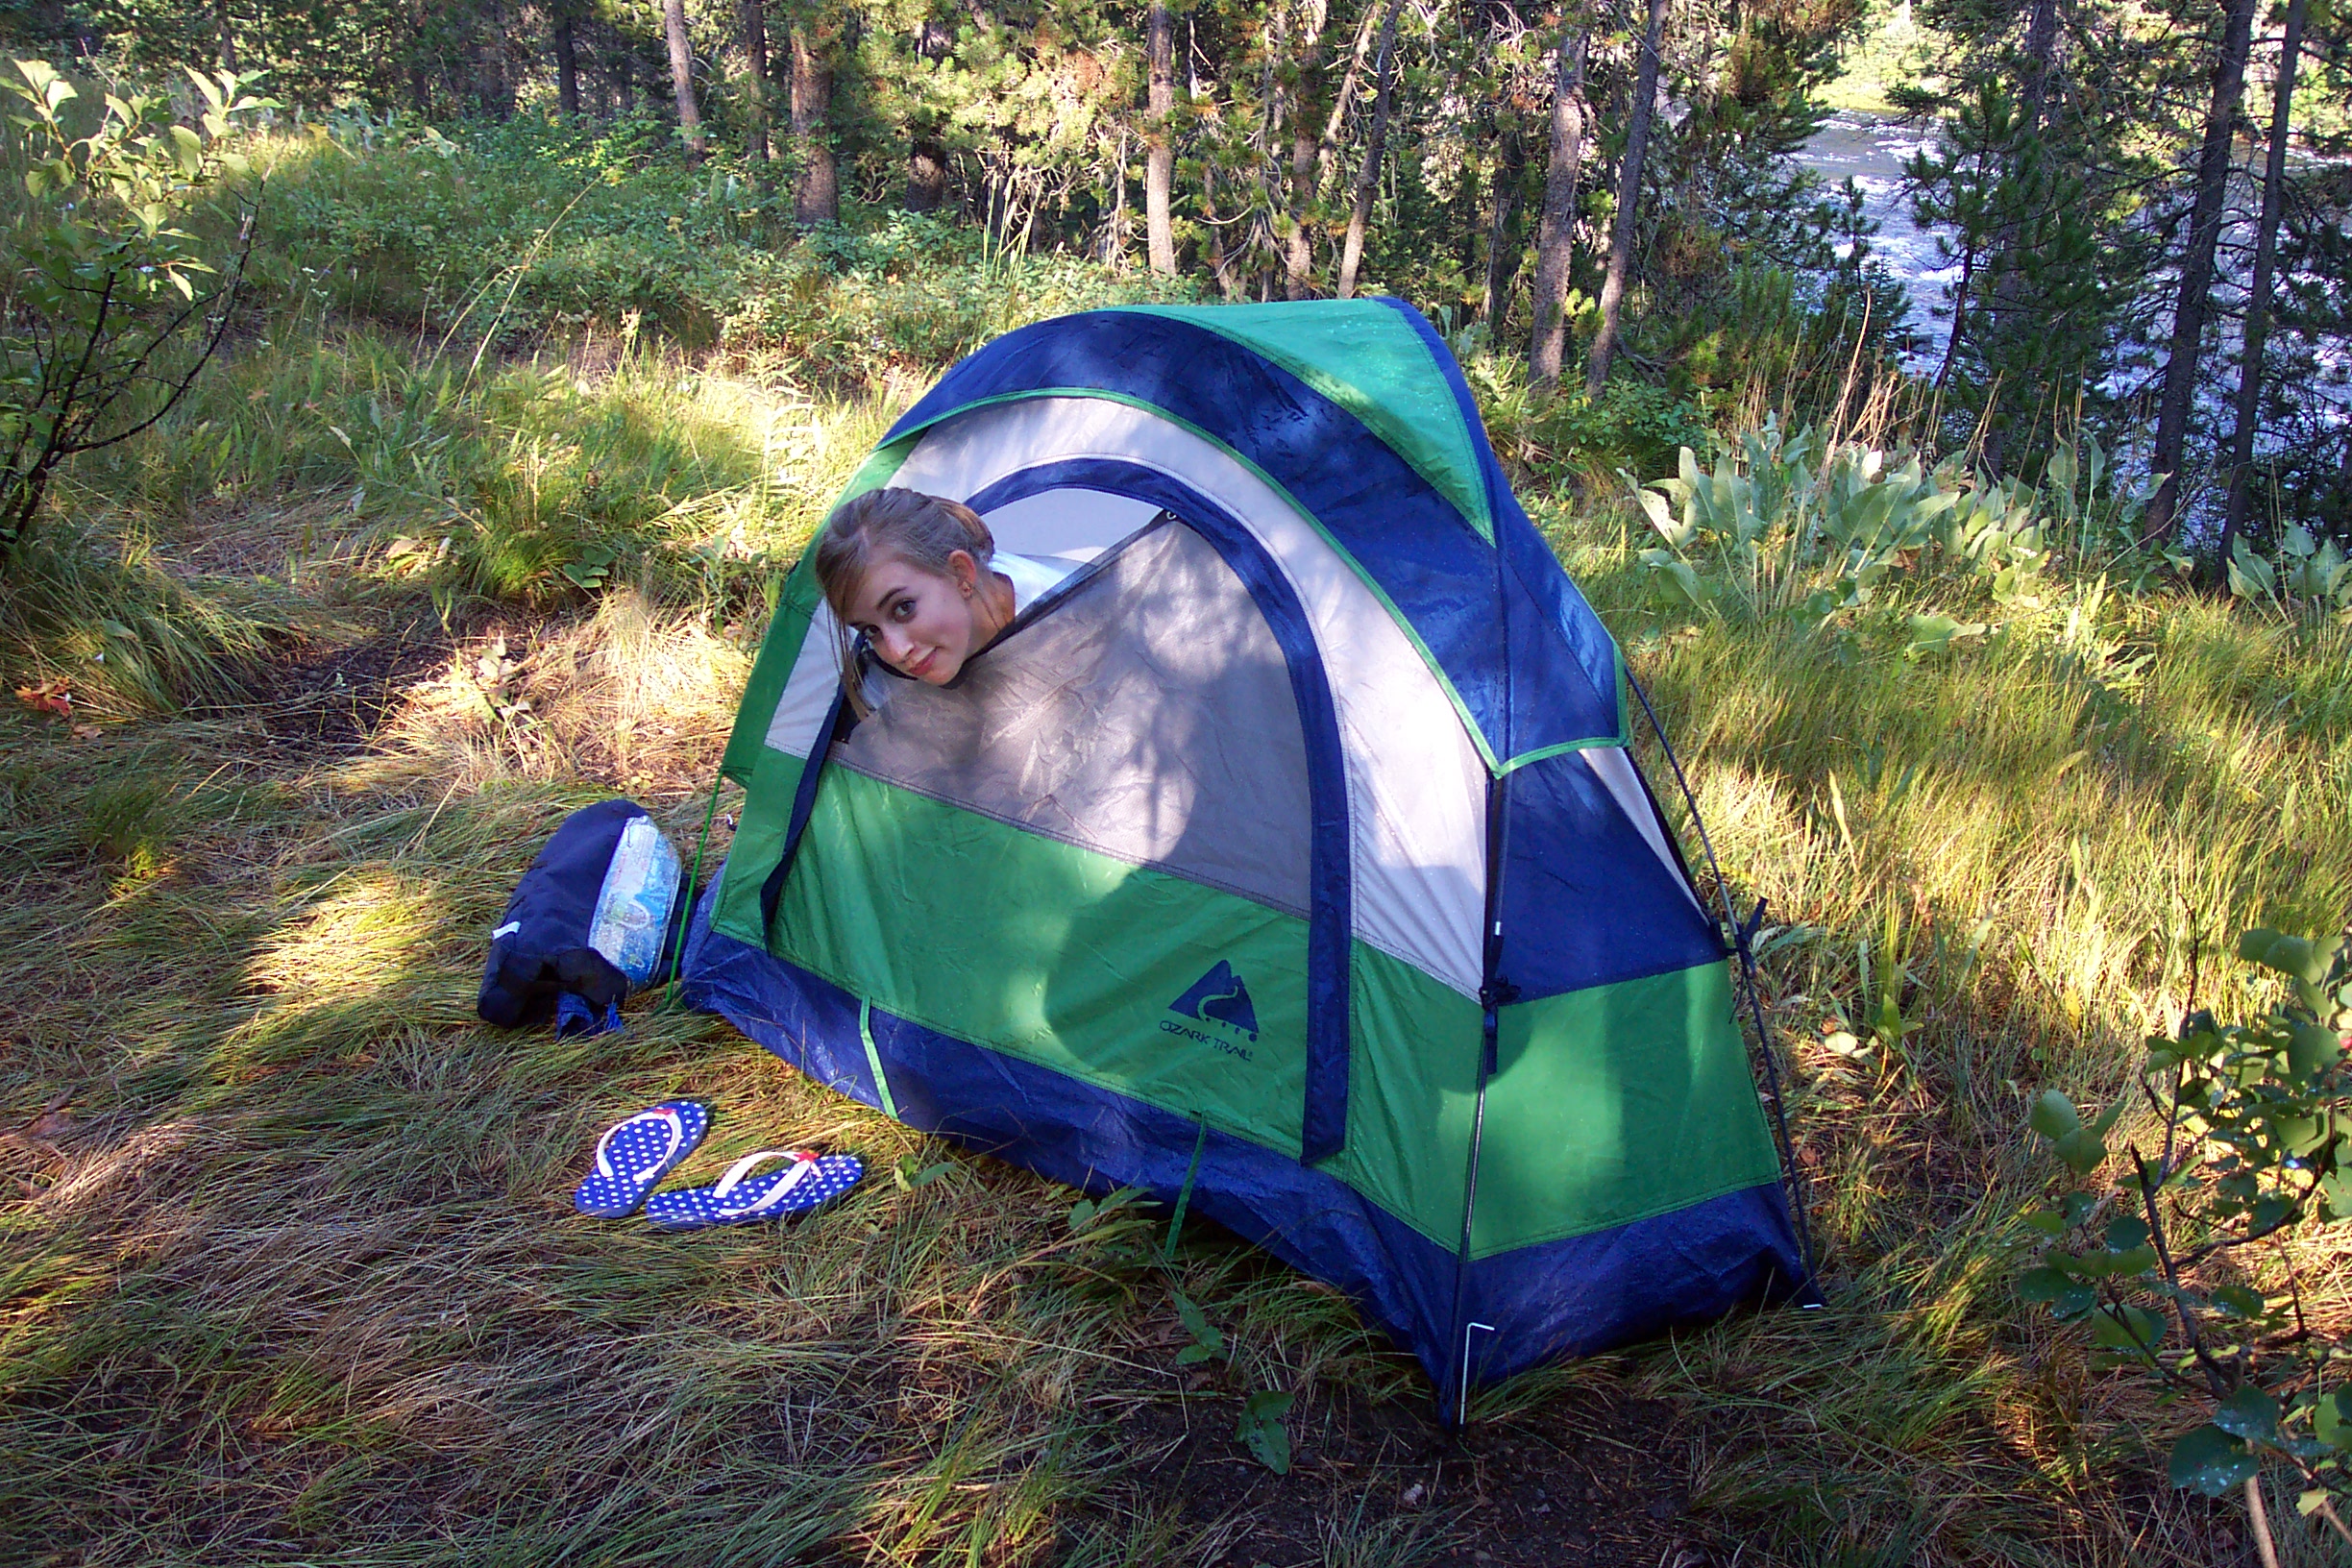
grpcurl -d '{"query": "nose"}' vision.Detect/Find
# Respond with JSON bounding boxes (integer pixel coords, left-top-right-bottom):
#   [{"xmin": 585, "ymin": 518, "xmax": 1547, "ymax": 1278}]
[{"xmin": 877, "ymin": 625, "xmax": 919, "ymax": 669}]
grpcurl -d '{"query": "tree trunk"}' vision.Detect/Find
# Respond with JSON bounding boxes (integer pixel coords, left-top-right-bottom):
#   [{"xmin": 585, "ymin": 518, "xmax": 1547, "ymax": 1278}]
[
  {"xmin": 2221, "ymin": 0, "xmax": 2307, "ymax": 561},
  {"xmin": 2144, "ymin": 0, "xmax": 2257, "ymax": 542},
  {"xmin": 1281, "ymin": 0, "xmax": 1329, "ymax": 298},
  {"xmin": 1335, "ymin": 0, "xmax": 1405, "ymax": 299},
  {"xmin": 1286, "ymin": 3, "xmax": 1377, "ymax": 298},
  {"xmin": 1204, "ymin": 160, "xmax": 1237, "ymax": 297},
  {"xmin": 1144, "ymin": 0, "xmax": 1177, "ymax": 275},
  {"xmin": 1528, "ymin": 19, "xmax": 1588, "ymax": 386},
  {"xmin": 477, "ymin": 3, "xmax": 516, "ymax": 119},
  {"xmin": 215, "ymin": 0, "xmax": 238, "ymax": 71},
  {"xmin": 1482, "ymin": 124, "xmax": 1526, "ymax": 330},
  {"xmin": 907, "ymin": 19, "xmax": 952, "ymax": 210},
  {"xmin": 663, "ymin": 0, "xmax": 705, "ymax": 158},
  {"xmin": 554, "ymin": 9, "xmax": 580, "ymax": 116},
  {"xmin": 908, "ymin": 138, "xmax": 948, "ymax": 209},
  {"xmin": 1584, "ymin": 0, "xmax": 1669, "ymax": 394},
  {"xmin": 1935, "ymin": 235, "xmax": 1976, "ymax": 394},
  {"xmin": 1101, "ymin": 130, "xmax": 1130, "ymax": 263},
  {"xmin": 740, "ymin": 0, "xmax": 770, "ymax": 162},
  {"xmin": 791, "ymin": 20, "xmax": 838, "ymax": 222},
  {"xmin": 614, "ymin": 26, "xmax": 635, "ymax": 113},
  {"xmin": 1977, "ymin": 0, "xmax": 2059, "ymax": 473}
]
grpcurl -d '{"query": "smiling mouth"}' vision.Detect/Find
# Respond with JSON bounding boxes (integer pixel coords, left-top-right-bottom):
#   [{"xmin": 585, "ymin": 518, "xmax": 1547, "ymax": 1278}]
[{"xmin": 906, "ymin": 651, "xmax": 937, "ymax": 679}]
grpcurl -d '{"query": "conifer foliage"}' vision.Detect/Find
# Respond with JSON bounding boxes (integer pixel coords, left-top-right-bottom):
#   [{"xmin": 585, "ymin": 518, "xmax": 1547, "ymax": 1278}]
[{"xmin": 10, "ymin": 0, "xmax": 2352, "ymax": 544}]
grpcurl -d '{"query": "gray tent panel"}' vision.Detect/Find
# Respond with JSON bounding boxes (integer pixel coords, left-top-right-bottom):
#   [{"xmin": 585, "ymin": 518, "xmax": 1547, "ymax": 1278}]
[{"xmin": 834, "ymin": 519, "xmax": 1312, "ymax": 918}]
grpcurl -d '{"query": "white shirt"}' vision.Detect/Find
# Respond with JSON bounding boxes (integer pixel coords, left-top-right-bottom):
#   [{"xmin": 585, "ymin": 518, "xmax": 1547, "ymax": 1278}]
[{"xmin": 994, "ymin": 551, "xmax": 1083, "ymax": 614}]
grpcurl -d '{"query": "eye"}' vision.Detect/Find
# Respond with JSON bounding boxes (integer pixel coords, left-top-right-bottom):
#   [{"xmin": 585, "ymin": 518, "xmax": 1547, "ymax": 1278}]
[{"xmin": 889, "ymin": 597, "xmax": 917, "ymax": 623}]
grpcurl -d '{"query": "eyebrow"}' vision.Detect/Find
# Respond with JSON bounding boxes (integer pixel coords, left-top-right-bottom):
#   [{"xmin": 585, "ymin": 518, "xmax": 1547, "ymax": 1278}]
[{"xmin": 855, "ymin": 582, "xmax": 914, "ymax": 627}]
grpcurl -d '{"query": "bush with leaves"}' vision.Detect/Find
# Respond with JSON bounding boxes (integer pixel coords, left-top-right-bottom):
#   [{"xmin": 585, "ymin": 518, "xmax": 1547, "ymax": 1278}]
[
  {"xmin": 1620, "ymin": 419, "xmax": 2173, "ymax": 649},
  {"xmin": 0, "ymin": 61, "xmax": 269, "ymax": 555},
  {"xmin": 2226, "ymin": 525, "xmax": 2352, "ymax": 625},
  {"xmin": 2017, "ymin": 927, "xmax": 2352, "ymax": 1554}
]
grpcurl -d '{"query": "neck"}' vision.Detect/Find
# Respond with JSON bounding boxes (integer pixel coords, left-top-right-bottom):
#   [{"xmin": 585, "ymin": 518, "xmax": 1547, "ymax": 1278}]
[{"xmin": 978, "ymin": 568, "xmax": 1017, "ymax": 641}]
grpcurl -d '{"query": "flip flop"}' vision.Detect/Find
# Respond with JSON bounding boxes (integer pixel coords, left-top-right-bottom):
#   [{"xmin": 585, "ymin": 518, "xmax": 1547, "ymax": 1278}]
[
  {"xmin": 573, "ymin": 1100, "xmax": 710, "ymax": 1217},
  {"xmin": 644, "ymin": 1147, "xmax": 864, "ymax": 1230}
]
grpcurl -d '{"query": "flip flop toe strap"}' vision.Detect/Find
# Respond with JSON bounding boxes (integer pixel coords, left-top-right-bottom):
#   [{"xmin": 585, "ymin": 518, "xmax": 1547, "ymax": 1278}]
[
  {"xmin": 711, "ymin": 1149, "xmax": 818, "ymax": 1217},
  {"xmin": 593, "ymin": 1107, "xmax": 687, "ymax": 1185}
]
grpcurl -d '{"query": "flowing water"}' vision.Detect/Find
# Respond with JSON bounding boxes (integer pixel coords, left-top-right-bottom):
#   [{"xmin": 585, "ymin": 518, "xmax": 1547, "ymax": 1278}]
[{"xmin": 1795, "ymin": 111, "xmax": 1954, "ymax": 366}]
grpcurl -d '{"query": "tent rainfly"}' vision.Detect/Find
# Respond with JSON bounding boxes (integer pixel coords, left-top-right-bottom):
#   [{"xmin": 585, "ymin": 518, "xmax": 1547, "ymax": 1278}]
[{"xmin": 680, "ymin": 298, "xmax": 1809, "ymax": 1413}]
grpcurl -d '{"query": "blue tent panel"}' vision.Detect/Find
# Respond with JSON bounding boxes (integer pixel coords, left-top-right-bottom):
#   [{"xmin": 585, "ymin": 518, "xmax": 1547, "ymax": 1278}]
[
  {"xmin": 1498, "ymin": 751, "xmax": 1729, "ymax": 1003},
  {"xmin": 683, "ymin": 878, "xmax": 1806, "ymax": 1389},
  {"xmin": 878, "ymin": 306, "xmax": 1625, "ymax": 770}
]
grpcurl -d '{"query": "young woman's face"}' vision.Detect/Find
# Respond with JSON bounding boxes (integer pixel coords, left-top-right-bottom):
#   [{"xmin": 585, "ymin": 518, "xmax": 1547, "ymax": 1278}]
[{"xmin": 845, "ymin": 549, "xmax": 994, "ymax": 685}]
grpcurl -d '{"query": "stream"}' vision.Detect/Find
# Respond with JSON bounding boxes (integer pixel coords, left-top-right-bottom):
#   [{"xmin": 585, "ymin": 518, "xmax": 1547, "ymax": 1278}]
[{"xmin": 1793, "ymin": 110, "xmax": 1954, "ymax": 366}]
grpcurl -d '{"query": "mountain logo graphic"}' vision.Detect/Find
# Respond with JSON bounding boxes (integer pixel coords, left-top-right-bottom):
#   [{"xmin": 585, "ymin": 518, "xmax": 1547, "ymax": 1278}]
[{"xmin": 1169, "ymin": 961, "xmax": 1259, "ymax": 1041}]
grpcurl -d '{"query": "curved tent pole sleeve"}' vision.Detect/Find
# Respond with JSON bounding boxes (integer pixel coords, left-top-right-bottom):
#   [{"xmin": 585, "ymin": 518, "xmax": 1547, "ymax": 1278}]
[
  {"xmin": 1625, "ymin": 672, "xmax": 1818, "ymax": 1292},
  {"xmin": 759, "ymin": 690, "xmax": 851, "ymax": 943},
  {"xmin": 959, "ymin": 457, "xmax": 1356, "ymax": 1167}
]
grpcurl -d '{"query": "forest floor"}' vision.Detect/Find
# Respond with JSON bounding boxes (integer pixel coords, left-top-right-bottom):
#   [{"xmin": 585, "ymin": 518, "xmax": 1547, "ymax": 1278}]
[{"xmin": 6, "ymin": 331, "xmax": 2349, "ymax": 1567}]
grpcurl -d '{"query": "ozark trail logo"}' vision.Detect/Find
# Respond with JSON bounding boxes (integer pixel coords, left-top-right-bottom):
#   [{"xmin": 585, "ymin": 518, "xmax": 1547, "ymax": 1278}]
[{"xmin": 1163, "ymin": 960, "xmax": 1258, "ymax": 1061}]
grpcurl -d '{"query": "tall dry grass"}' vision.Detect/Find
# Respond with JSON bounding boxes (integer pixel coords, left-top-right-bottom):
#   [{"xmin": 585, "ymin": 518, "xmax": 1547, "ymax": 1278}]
[{"xmin": 4, "ymin": 312, "xmax": 2350, "ymax": 1563}]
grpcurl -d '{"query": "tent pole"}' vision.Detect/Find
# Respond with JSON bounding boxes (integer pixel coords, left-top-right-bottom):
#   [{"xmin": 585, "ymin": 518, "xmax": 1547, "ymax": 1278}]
[
  {"xmin": 1445, "ymin": 764, "xmax": 1513, "ymax": 1429},
  {"xmin": 1625, "ymin": 672, "xmax": 1818, "ymax": 1290},
  {"xmin": 1448, "ymin": 473, "xmax": 1519, "ymax": 1429},
  {"xmin": 660, "ymin": 770, "xmax": 729, "ymax": 1013}
]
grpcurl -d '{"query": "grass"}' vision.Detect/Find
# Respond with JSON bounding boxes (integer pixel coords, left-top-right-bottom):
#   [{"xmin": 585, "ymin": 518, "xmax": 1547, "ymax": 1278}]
[
  {"xmin": 1818, "ymin": 2, "xmax": 1943, "ymax": 119},
  {"xmin": 7, "ymin": 163, "xmax": 2352, "ymax": 1565}
]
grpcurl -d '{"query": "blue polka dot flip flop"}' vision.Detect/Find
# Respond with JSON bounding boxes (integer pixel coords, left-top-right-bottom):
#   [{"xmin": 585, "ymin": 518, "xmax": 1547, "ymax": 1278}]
[
  {"xmin": 644, "ymin": 1147, "xmax": 864, "ymax": 1231},
  {"xmin": 573, "ymin": 1100, "xmax": 710, "ymax": 1218}
]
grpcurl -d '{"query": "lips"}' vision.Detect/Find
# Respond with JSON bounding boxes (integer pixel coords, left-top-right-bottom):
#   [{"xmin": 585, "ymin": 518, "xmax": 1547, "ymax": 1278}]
[{"xmin": 905, "ymin": 650, "xmax": 937, "ymax": 679}]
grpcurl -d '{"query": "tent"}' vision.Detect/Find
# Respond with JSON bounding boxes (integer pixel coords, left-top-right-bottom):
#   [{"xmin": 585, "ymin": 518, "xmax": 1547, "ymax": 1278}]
[{"xmin": 680, "ymin": 297, "xmax": 1808, "ymax": 1411}]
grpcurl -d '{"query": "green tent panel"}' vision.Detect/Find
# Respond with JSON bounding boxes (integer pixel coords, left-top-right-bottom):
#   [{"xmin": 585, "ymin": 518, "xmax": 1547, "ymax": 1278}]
[{"xmin": 682, "ymin": 298, "xmax": 1807, "ymax": 1414}]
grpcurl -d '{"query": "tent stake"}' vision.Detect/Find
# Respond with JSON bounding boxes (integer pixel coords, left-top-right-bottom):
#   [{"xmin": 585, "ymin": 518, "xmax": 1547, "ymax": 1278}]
[{"xmin": 1443, "ymin": 1004, "xmax": 1497, "ymax": 1429}]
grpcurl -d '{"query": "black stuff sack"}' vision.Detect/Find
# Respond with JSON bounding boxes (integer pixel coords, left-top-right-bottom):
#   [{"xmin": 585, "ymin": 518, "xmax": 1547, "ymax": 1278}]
[{"xmin": 479, "ymin": 799, "xmax": 690, "ymax": 1036}]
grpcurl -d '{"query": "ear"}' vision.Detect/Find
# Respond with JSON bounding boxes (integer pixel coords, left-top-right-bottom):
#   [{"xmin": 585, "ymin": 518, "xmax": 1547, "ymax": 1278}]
[{"xmin": 946, "ymin": 549, "xmax": 980, "ymax": 596}]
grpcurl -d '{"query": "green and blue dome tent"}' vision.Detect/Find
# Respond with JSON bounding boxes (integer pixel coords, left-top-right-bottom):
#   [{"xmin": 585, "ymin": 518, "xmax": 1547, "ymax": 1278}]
[{"xmin": 680, "ymin": 297, "xmax": 1810, "ymax": 1412}]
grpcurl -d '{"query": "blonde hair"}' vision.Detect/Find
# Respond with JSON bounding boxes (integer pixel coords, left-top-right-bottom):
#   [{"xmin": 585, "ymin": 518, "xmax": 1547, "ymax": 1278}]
[{"xmin": 812, "ymin": 487, "xmax": 995, "ymax": 714}]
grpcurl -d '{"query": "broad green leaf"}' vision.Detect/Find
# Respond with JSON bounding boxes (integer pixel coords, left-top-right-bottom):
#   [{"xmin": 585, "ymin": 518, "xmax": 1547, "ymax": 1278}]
[
  {"xmin": 2029, "ymin": 1090, "xmax": 2082, "ymax": 1141},
  {"xmin": 2212, "ymin": 1285, "xmax": 2266, "ymax": 1318},
  {"xmin": 2169, "ymin": 1425, "xmax": 2258, "ymax": 1497},
  {"xmin": 2052, "ymin": 1126, "xmax": 2109, "ymax": 1176},
  {"xmin": 2088, "ymin": 1304, "xmax": 2164, "ymax": 1352},
  {"xmin": 2017, "ymin": 1266, "xmax": 2096, "ymax": 1318},
  {"xmin": 1171, "ymin": 1290, "xmax": 1223, "ymax": 1361},
  {"xmin": 2215, "ymin": 1385, "xmax": 2282, "ymax": 1444},
  {"xmin": 2321, "ymin": 1170, "xmax": 2352, "ymax": 1223},
  {"xmin": 2315, "ymin": 1391, "xmax": 2352, "ymax": 1451},
  {"xmin": 1237, "ymin": 1390, "xmax": 1294, "ymax": 1474},
  {"xmin": 1904, "ymin": 612, "xmax": 1989, "ymax": 658},
  {"xmin": 2104, "ymin": 1215, "xmax": 2149, "ymax": 1252},
  {"xmin": 2250, "ymin": 1193, "xmax": 2299, "ymax": 1236},
  {"xmin": 2242, "ymin": 929, "xmax": 2325, "ymax": 986},
  {"xmin": 2288, "ymin": 1019, "xmax": 2342, "ymax": 1080}
]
